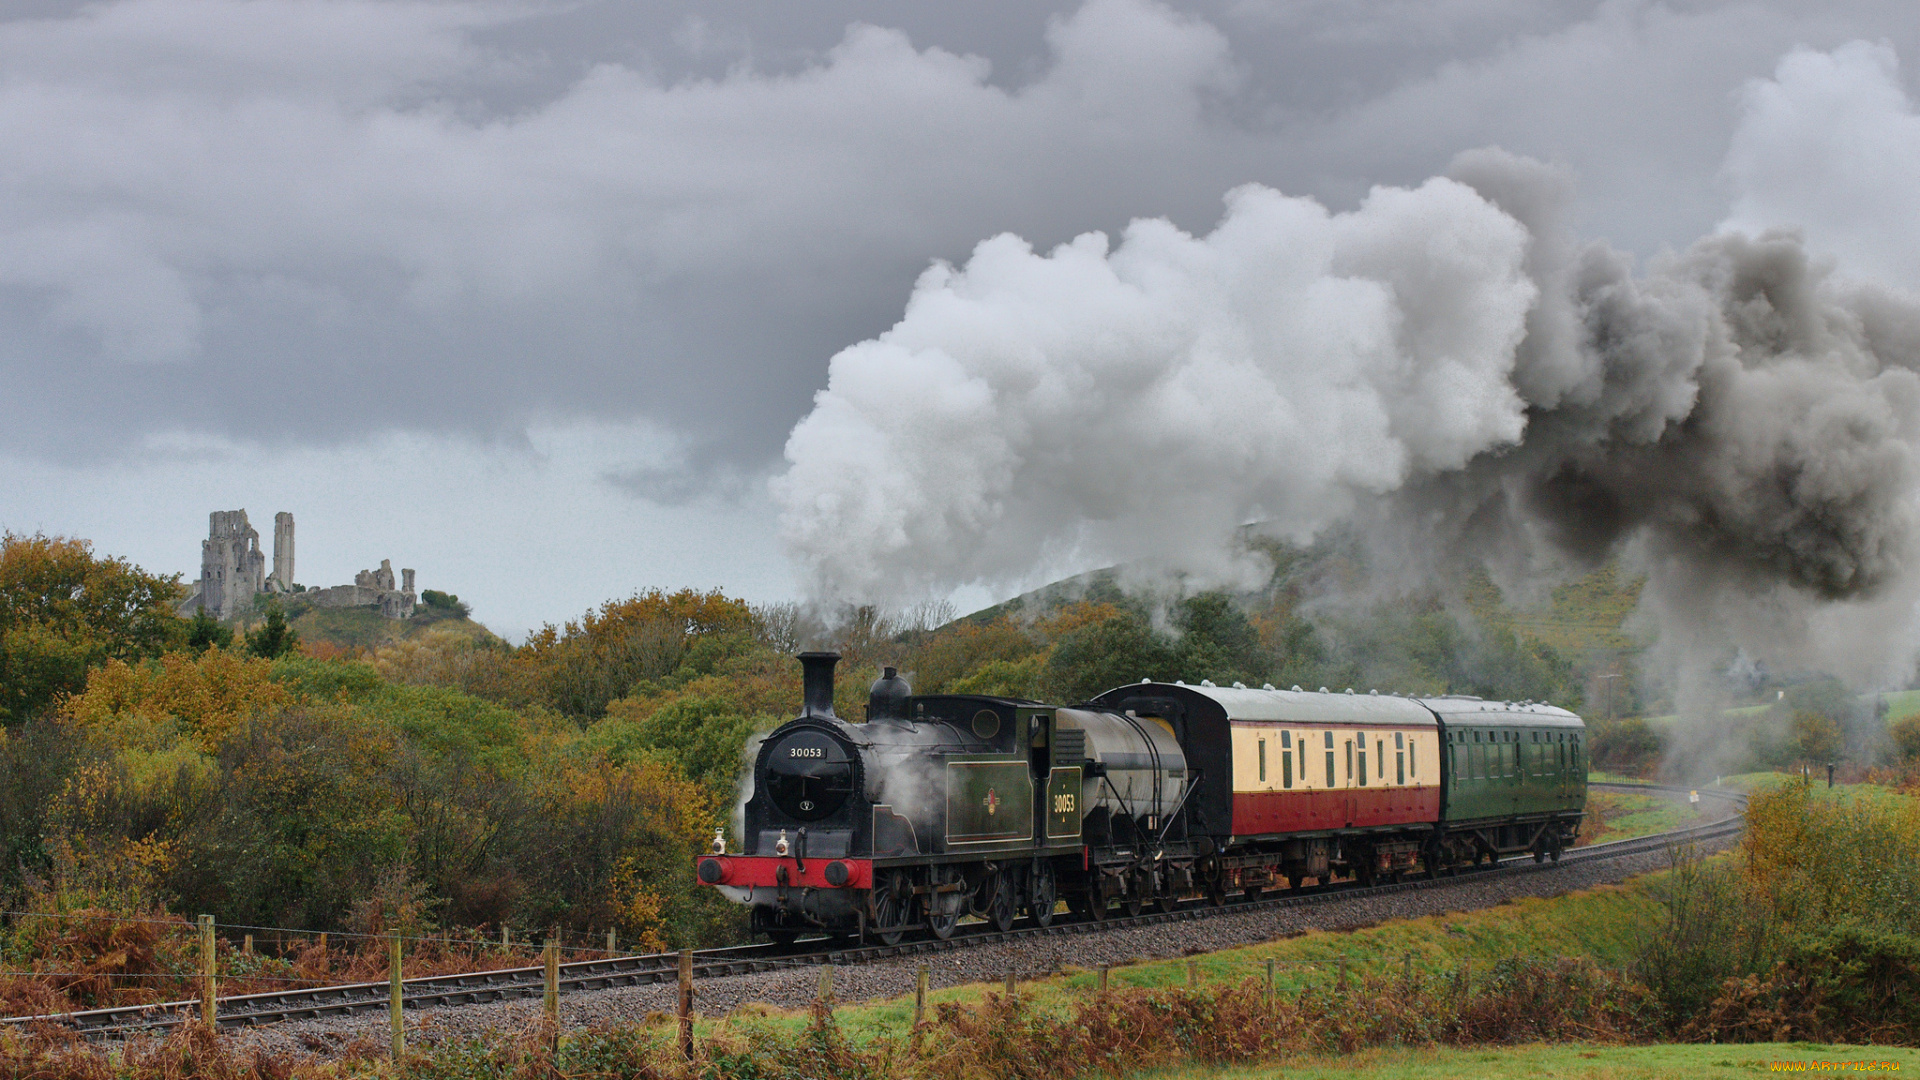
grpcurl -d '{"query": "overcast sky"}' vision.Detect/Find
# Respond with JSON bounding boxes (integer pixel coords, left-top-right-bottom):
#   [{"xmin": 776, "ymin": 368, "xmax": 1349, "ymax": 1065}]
[{"xmin": 2, "ymin": 0, "xmax": 1918, "ymax": 637}]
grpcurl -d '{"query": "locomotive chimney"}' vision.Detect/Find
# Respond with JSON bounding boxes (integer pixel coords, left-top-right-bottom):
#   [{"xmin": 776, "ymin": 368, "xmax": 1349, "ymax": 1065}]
[{"xmin": 798, "ymin": 651, "xmax": 840, "ymax": 719}]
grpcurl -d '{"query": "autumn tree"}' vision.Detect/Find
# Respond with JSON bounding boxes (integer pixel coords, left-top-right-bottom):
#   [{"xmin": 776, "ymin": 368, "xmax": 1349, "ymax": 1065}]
[
  {"xmin": 0, "ymin": 534, "xmax": 185, "ymax": 725},
  {"xmin": 519, "ymin": 588, "xmax": 756, "ymax": 720}
]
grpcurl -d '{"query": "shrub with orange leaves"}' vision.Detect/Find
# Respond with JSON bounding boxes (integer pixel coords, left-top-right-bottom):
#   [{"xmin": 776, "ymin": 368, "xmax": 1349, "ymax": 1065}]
[
  {"xmin": 60, "ymin": 648, "xmax": 287, "ymax": 751},
  {"xmin": 520, "ymin": 588, "xmax": 756, "ymax": 720}
]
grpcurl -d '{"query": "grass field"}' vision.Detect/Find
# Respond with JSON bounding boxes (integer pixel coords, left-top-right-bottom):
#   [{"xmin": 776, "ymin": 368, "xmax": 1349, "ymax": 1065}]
[
  {"xmin": 1131, "ymin": 1043, "xmax": 1920, "ymax": 1079},
  {"xmin": 705, "ymin": 781, "xmax": 1713, "ymax": 1048},
  {"xmin": 707, "ymin": 867, "xmax": 1676, "ymax": 1049},
  {"xmin": 1581, "ymin": 787, "xmax": 1695, "ymax": 845}
]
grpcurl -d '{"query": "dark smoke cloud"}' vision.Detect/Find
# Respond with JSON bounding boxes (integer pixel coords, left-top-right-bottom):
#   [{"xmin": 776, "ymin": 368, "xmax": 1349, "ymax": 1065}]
[{"xmin": 1395, "ymin": 148, "xmax": 1920, "ymax": 680}]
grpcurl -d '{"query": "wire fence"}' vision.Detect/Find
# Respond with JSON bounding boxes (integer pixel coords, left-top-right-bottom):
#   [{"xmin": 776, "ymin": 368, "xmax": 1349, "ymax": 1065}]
[{"xmin": 0, "ymin": 909, "xmax": 642, "ymax": 960}]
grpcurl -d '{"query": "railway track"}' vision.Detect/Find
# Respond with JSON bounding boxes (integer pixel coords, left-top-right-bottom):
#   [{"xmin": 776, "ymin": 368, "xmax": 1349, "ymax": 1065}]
[{"xmin": 5, "ymin": 781, "xmax": 1742, "ymax": 1038}]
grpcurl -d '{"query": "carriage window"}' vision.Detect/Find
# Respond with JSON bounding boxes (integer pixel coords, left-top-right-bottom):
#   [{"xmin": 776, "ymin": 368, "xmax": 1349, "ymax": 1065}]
[
  {"xmin": 1356, "ymin": 740, "xmax": 1366, "ymax": 786},
  {"xmin": 1396, "ymin": 745, "xmax": 1405, "ymax": 785},
  {"xmin": 1258, "ymin": 739, "xmax": 1267, "ymax": 783},
  {"xmin": 1283, "ymin": 743, "xmax": 1293, "ymax": 789},
  {"xmin": 1324, "ymin": 732, "xmax": 1336, "ymax": 788},
  {"xmin": 1377, "ymin": 740, "xmax": 1385, "ymax": 779},
  {"xmin": 1409, "ymin": 739, "xmax": 1417, "ymax": 778}
]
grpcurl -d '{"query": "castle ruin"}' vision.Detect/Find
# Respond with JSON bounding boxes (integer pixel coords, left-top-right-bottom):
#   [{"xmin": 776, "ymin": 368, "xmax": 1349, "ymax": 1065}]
[{"xmin": 178, "ymin": 510, "xmax": 416, "ymax": 620}]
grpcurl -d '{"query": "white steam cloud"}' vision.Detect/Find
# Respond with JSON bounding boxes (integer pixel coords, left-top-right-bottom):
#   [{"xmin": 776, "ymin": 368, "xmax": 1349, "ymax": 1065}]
[
  {"xmin": 777, "ymin": 42, "xmax": 1920, "ymax": 683},
  {"xmin": 776, "ymin": 176, "xmax": 1538, "ymax": 597}
]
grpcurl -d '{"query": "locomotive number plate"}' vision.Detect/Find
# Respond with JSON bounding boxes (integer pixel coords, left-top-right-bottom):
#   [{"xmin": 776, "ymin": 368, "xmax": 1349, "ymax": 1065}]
[{"xmin": 1046, "ymin": 766, "xmax": 1083, "ymax": 841}]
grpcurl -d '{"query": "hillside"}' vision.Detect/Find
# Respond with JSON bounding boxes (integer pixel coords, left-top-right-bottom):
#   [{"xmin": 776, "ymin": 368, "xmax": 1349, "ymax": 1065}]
[
  {"xmin": 964, "ymin": 544, "xmax": 1649, "ymax": 689},
  {"xmin": 232, "ymin": 595, "xmax": 499, "ymax": 650}
]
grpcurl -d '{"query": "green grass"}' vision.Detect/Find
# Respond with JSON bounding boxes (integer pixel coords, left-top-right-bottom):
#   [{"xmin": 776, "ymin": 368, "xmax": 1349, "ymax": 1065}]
[
  {"xmin": 1881, "ymin": 690, "xmax": 1920, "ymax": 725},
  {"xmin": 703, "ymin": 869, "xmax": 1679, "ymax": 1047},
  {"xmin": 1642, "ymin": 688, "xmax": 1920, "ymax": 732},
  {"xmin": 1130, "ymin": 1043, "xmax": 1920, "ymax": 1079},
  {"xmin": 1582, "ymin": 788, "xmax": 1693, "ymax": 845}
]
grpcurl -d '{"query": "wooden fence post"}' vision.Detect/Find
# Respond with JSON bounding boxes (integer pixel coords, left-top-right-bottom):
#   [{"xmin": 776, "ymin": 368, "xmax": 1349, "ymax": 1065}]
[
  {"xmin": 389, "ymin": 934, "xmax": 404, "ymax": 1062},
  {"xmin": 1264, "ymin": 958, "xmax": 1275, "ymax": 1004},
  {"xmin": 1004, "ymin": 968, "xmax": 1014, "ymax": 997},
  {"xmin": 501, "ymin": 925, "xmax": 511, "ymax": 950},
  {"xmin": 677, "ymin": 950, "xmax": 694, "ymax": 1060},
  {"xmin": 317, "ymin": 931, "xmax": 327, "ymax": 956},
  {"xmin": 1404, "ymin": 952, "xmax": 1413, "ymax": 988},
  {"xmin": 242, "ymin": 934, "xmax": 252, "ymax": 955},
  {"xmin": 543, "ymin": 938, "xmax": 559, "ymax": 1027},
  {"xmin": 607, "ymin": 928, "xmax": 617, "ymax": 955},
  {"xmin": 913, "ymin": 963, "xmax": 928, "ymax": 1026},
  {"xmin": 1097, "ymin": 965, "xmax": 1109, "ymax": 993},
  {"xmin": 1187, "ymin": 958, "xmax": 1198, "ymax": 989},
  {"xmin": 198, "ymin": 915, "xmax": 216, "ymax": 1029},
  {"xmin": 817, "ymin": 964, "xmax": 834, "ymax": 1013}
]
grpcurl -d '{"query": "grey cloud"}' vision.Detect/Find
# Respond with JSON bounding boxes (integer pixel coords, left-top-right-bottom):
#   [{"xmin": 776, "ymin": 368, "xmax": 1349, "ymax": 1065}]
[{"xmin": 1, "ymin": 0, "xmax": 1916, "ymax": 479}]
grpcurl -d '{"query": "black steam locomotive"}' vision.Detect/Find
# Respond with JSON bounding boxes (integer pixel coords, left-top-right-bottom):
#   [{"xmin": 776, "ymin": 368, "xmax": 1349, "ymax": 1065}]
[{"xmin": 695, "ymin": 652, "xmax": 1585, "ymax": 944}]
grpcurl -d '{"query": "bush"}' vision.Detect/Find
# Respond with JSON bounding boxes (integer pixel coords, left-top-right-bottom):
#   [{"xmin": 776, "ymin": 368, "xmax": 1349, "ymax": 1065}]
[
  {"xmin": 1640, "ymin": 786, "xmax": 1920, "ymax": 1043},
  {"xmin": 1590, "ymin": 716, "xmax": 1663, "ymax": 776},
  {"xmin": 1889, "ymin": 714, "xmax": 1920, "ymax": 763},
  {"xmin": 421, "ymin": 589, "xmax": 471, "ymax": 617}
]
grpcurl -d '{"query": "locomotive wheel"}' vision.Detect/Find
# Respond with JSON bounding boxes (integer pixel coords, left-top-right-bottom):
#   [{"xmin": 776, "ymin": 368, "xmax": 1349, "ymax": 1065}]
[
  {"xmin": 987, "ymin": 874, "xmax": 1018, "ymax": 933},
  {"xmin": 1028, "ymin": 865, "xmax": 1057, "ymax": 928},
  {"xmin": 927, "ymin": 907, "xmax": 959, "ymax": 941},
  {"xmin": 1083, "ymin": 876, "xmax": 1109, "ymax": 921},
  {"xmin": 871, "ymin": 872, "xmax": 913, "ymax": 946},
  {"xmin": 1122, "ymin": 871, "xmax": 1146, "ymax": 918}
]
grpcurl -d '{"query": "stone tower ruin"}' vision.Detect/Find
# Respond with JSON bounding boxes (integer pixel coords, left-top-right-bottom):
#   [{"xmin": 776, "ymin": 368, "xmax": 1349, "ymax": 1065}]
[
  {"xmin": 188, "ymin": 510, "xmax": 268, "ymax": 620},
  {"xmin": 269, "ymin": 511, "xmax": 295, "ymax": 592}
]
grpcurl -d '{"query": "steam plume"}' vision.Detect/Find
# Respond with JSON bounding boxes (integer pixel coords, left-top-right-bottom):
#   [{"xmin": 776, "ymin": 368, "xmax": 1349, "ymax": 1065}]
[{"xmin": 775, "ymin": 148, "xmax": 1920, "ymax": 680}]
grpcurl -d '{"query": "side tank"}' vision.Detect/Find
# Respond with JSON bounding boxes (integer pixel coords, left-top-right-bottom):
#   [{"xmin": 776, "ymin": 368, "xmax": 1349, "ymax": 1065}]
[{"xmin": 1057, "ymin": 706, "xmax": 1188, "ymax": 843}]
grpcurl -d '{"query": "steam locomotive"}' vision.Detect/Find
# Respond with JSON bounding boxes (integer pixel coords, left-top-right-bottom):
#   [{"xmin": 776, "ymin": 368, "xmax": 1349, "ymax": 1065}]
[{"xmin": 695, "ymin": 652, "xmax": 1585, "ymax": 944}]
